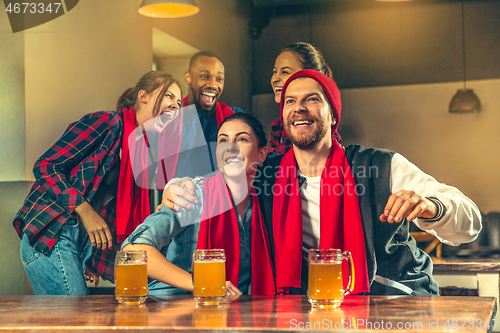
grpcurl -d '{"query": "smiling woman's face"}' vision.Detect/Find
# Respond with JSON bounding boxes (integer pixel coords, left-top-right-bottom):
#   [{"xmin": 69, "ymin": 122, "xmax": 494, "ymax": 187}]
[
  {"xmin": 271, "ymin": 51, "xmax": 303, "ymax": 103},
  {"xmin": 139, "ymin": 83, "xmax": 182, "ymax": 133},
  {"xmin": 216, "ymin": 119, "xmax": 263, "ymax": 180},
  {"xmin": 148, "ymin": 83, "xmax": 182, "ymax": 118}
]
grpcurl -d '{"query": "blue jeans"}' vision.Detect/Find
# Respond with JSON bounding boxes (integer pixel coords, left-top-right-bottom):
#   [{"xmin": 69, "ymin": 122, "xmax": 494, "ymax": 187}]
[{"xmin": 20, "ymin": 220, "xmax": 93, "ymax": 295}]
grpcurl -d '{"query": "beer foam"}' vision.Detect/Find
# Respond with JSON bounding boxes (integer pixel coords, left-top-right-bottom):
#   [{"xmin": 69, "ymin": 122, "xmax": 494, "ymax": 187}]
[{"xmin": 117, "ymin": 262, "xmax": 148, "ymax": 265}]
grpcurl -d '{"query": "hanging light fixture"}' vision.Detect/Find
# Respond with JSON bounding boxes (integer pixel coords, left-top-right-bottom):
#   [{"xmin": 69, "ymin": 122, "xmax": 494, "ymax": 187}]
[
  {"xmin": 139, "ymin": 0, "xmax": 199, "ymax": 18},
  {"xmin": 449, "ymin": 1, "xmax": 481, "ymax": 113}
]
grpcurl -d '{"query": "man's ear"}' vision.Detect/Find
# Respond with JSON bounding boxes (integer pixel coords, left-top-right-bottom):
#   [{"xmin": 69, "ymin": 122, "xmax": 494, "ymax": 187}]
[
  {"xmin": 184, "ymin": 71, "xmax": 191, "ymax": 85},
  {"xmin": 329, "ymin": 107, "xmax": 337, "ymax": 126}
]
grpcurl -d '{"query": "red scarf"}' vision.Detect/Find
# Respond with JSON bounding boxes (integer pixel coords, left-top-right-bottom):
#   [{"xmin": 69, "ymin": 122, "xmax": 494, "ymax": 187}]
[
  {"xmin": 272, "ymin": 141, "xmax": 369, "ymax": 294},
  {"xmin": 196, "ymin": 172, "xmax": 275, "ymax": 295},
  {"xmin": 115, "ymin": 108, "xmax": 151, "ymax": 242},
  {"xmin": 182, "ymin": 96, "xmax": 234, "ymax": 126},
  {"xmin": 155, "ymin": 109, "xmax": 183, "ymax": 190},
  {"xmin": 273, "ymin": 69, "xmax": 370, "ymax": 294}
]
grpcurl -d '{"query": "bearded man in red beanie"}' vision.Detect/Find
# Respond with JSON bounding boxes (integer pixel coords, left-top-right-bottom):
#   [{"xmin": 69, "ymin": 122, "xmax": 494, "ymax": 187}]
[
  {"xmin": 261, "ymin": 69, "xmax": 481, "ymax": 295},
  {"xmin": 163, "ymin": 69, "xmax": 481, "ymax": 296}
]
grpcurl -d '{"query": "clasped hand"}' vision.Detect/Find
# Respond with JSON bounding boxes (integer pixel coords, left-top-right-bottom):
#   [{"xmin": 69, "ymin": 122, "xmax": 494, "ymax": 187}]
[{"xmin": 157, "ymin": 178, "xmax": 198, "ymax": 212}]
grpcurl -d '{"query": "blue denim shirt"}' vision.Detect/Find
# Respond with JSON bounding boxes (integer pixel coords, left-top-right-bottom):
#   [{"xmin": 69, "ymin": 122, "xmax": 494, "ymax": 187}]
[{"xmin": 122, "ymin": 178, "xmax": 252, "ymax": 295}]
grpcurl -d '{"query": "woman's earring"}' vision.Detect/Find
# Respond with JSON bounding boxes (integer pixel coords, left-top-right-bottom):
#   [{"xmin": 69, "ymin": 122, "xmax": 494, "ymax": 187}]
[{"xmin": 258, "ymin": 161, "xmax": 263, "ymax": 167}]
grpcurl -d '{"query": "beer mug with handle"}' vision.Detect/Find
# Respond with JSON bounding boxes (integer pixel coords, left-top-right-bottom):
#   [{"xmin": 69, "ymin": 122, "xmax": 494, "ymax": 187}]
[{"xmin": 307, "ymin": 249, "xmax": 355, "ymax": 308}]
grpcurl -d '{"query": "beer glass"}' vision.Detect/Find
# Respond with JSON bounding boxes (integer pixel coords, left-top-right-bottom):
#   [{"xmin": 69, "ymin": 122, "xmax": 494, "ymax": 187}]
[
  {"xmin": 115, "ymin": 250, "xmax": 148, "ymax": 305},
  {"xmin": 307, "ymin": 249, "xmax": 354, "ymax": 308},
  {"xmin": 192, "ymin": 249, "xmax": 226, "ymax": 306}
]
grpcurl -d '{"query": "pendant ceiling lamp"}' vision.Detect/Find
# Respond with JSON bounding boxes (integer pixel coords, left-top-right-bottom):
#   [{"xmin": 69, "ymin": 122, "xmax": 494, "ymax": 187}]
[
  {"xmin": 139, "ymin": 0, "xmax": 199, "ymax": 18},
  {"xmin": 449, "ymin": 1, "xmax": 481, "ymax": 113}
]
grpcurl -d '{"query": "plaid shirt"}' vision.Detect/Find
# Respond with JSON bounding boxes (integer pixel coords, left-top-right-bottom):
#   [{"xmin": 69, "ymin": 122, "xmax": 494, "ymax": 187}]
[
  {"xmin": 268, "ymin": 117, "xmax": 293, "ymax": 155},
  {"xmin": 13, "ymin": 111, "xmax": 123, "ymax": 281}
]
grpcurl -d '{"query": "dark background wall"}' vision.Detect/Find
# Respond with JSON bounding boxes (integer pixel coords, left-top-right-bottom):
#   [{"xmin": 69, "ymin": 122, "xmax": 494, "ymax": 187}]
[
  {"xmin": 249, "ymin": 0, "xmax": 500, "ymax": 215},
  {"xmin": 251, "ymin": 0, "xmax": 500, "ymax": 92}
]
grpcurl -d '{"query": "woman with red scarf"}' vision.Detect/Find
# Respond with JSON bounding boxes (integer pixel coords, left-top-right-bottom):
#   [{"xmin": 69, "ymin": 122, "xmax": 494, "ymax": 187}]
[
  {"xmin": 14, "ymin": 71, "xmax": 182, "ymax": 295},
  {"xmin": 122, "ymin": 113, "xmax": 275, "ymax": 296}
]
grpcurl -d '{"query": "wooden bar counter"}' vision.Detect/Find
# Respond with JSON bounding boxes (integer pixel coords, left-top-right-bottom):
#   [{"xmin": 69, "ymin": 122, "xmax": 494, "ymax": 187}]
[{"xmin": 0, "ymin": 295, "xmax": 496, "ymax": 332}]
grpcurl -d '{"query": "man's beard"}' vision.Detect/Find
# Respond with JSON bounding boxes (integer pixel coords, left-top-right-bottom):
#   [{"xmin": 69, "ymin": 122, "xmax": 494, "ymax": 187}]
[
  {"xmin": 285, "ymin": 115, "xmax": 328, "ymax": 150},
  {"xmin": 194, "ymin": 99, "xmax": 216, "ymax": 117}
]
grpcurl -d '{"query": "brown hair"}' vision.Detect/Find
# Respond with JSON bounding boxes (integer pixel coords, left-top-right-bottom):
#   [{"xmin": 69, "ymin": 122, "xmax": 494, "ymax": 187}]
[
  {"xmin": 116, "ymin": 71, "xmax": 180, "ymax": 117},
  {"xmin": 218, "ymin": 113, "xmax": 267, "ymax": 148},
  {"xmin": 281, "ymin": 42, "xmax": 333, "ymax": 79}
]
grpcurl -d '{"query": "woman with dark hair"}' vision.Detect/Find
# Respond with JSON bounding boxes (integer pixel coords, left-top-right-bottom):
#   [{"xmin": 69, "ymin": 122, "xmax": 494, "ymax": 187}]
[
  {"xmin": 14, "ymin": 71, "xmax": 182, "ymax": 295},
  {"xmin": 122, "ymin": 113, "xmax": 275, "ymax": 296},
  {"xmin": 269, "ymin": 42, "xmax": 340, "ymax": 154}
]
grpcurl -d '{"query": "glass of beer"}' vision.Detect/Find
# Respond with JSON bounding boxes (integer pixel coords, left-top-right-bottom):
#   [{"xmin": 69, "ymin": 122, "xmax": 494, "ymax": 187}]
[
  {"xmin": 307, "ymin": 249, "xmax": 354, "ymax": 308},
  {"xmin": 115, "ymin": 250, "xmax": 149, "ymax": 305},
  {"xmin": 192, "ymin": 249, "xmax": 226, "ymax": 306}
]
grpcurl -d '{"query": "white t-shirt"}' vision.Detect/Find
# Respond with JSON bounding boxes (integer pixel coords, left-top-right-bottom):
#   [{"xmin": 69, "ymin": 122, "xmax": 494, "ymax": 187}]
[{"xmin": 298, "ymin": 171, "xmax": 321, "ymax": 252}]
